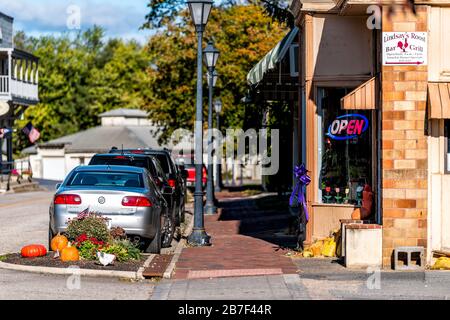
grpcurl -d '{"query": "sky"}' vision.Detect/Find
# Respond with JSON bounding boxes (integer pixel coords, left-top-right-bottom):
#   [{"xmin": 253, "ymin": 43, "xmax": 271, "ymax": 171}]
[{"xmin": 0, "ymin": 0, "xmax": 154, "ymax": 43}]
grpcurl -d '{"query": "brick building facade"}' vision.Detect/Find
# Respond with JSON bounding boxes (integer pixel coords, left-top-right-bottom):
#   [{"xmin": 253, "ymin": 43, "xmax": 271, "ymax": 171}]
[
  {"xmin": 381, "ymin": 6, "xmax": 429, "ymax": 267},
  {"xmin": 285, "ymin": 0, "xmax": 450, "ymax": 267}
]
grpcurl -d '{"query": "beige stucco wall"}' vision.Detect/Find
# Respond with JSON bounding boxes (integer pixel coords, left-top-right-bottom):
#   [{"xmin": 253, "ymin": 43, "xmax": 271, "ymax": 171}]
[
  {"xmin": 312, "ymin": 14, "xmax": 373, "ymax": 79},
  {"xmin": 427, "ymin": 7, "xmax": 450, "ymax": 256},
  {"xmin": 428, "ymin": 120, "xmax": 450, "ymax": 254},
  {"xmin": 428, "ymin": 7, "xmax": 450, "ymax": 82}
]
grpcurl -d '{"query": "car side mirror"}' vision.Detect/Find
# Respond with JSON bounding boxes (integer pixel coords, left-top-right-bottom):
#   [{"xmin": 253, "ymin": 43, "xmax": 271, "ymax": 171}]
[
  {"xmin": 162, "ymin": 186, "xmax": 174, "ymax": 195},
  {"xmin": 55, "ymin": 183, "xmax": 62, "ymax": 190}
]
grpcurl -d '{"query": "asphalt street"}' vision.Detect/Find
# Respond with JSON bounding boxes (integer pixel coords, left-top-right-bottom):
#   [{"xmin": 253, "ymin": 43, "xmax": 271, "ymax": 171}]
[{"xmin": 1, "ymin": 191, "xmax": 450, "ymax": 300}]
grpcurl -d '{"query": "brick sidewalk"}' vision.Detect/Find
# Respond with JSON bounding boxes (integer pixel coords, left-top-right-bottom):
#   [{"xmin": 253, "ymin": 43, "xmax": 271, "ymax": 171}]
[{"xmin": 173, "ymin": 196, "xmax": 298, "ymax": 279}]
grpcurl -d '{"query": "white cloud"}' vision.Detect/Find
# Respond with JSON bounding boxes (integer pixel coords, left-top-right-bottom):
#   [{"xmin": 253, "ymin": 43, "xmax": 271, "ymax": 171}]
[{"xmin": 0, "ymin": 0, "xmax": 152, "ymax": 42}]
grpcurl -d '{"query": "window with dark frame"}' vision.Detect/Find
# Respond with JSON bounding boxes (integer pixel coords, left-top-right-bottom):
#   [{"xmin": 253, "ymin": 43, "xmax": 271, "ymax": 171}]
[{"xmin": 317, "ymin": 88, "xmax": 373, "ymax": 205}]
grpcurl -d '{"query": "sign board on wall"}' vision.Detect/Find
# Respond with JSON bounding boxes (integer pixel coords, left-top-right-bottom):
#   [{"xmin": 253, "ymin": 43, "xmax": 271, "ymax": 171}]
[{"xmin": 382, "ymin": 32, "xmax": 427, "ymax": 66}]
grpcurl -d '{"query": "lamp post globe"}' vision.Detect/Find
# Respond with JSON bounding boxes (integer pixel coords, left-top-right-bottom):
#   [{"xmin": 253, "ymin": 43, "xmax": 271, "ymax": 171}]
[
  {"xmin": 187, "ymin": 0, "xmax": 213, "ymax": 247},
  {"xmin": 204, "ymin": 41, "xmax": 220, "ymax": 69},
  {"xmin": 207, "ymin": 70, "xmax": 219, "ymax": 89},
  {"xmin": 214, "ymin": 98, "xmax": 222, "ymax": 113},
  {"xmin": 187, "ymin": 0, "xmax": 213, "ymax": 31},
  {"xmin": 204, "ymin": 42, "xmax": 219, "ymax": 215},
  {"xmin": 214, "ymin": 98, "xmax": 223, "ymax": 192}
]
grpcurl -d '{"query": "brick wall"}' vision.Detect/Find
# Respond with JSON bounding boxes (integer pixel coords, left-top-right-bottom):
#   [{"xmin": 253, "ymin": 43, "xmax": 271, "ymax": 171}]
[{"xmin": 381, "ymin": 6, "xmax": 428, "ymax": 267}]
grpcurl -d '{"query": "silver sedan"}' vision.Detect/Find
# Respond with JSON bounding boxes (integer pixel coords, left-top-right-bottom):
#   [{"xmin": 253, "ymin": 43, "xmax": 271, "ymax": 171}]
[{"xmin": 49, "ymin": 165, "xmax": 173, "ymax": 253}]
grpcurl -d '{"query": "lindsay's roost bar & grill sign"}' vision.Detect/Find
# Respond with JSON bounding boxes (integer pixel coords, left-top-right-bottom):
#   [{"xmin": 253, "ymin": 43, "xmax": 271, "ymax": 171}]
[{"xmin": 383, "ymin": 32, "xmax": 428, "ymax": 66}]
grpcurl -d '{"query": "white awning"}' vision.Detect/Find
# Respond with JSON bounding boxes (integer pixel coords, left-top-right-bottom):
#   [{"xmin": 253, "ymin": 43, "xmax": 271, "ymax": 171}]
[{"xmin": 247, "ymin": 27, "xmax": 299, "ymax": 86}]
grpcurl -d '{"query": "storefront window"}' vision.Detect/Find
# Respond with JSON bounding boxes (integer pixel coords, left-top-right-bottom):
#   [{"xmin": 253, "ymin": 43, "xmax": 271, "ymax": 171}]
[{"xmin": 317, "ymin": 88, "xmax": 373, "ymax": 205}]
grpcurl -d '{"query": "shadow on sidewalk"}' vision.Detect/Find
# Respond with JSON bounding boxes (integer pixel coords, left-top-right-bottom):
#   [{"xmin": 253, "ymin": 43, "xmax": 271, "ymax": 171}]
[{"xmin": 218, "ymin": 193, "xmax": 298, "ymax": 249}]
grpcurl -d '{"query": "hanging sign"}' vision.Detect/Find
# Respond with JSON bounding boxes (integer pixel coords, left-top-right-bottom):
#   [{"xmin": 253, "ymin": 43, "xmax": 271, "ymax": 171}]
[
  {"xmin": 326, "ymin": 114, "xmax": 369, "ymax": 141},
  {"xmin": 383, "ymin": 32, "xmax": 427, "ymax": 66}
]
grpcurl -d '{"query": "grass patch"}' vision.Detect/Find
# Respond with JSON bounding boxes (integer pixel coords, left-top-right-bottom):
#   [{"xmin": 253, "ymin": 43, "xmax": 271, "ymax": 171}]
[{"xmin": 0, "ymin": 254, "xmax": 11, "ymax": 262}]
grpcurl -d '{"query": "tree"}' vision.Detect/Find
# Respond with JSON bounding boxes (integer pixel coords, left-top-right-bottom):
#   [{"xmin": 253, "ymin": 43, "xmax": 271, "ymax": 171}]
[
  {"xmin": 13, "ymin": 27, "xmax": 151, "ymax": 154},
  {"xmin": 142, "ymin": 0, "xmax": 293, "ymax": 29},
  {"xmin": 144, "ymin": 4, "xmax": 287, "ymax": 142}
]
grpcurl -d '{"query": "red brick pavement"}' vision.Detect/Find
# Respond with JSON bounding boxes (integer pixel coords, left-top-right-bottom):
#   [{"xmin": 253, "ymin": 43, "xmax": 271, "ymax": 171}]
[{"xmin": 174, "ymin": 213, "xmax": 298, "ymax": 279}]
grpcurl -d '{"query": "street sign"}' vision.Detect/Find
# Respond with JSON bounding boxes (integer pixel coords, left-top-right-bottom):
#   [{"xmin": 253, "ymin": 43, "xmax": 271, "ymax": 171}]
[{"xmin": 382, "ymin": 32, "xmax": 427, "ymax": 66}]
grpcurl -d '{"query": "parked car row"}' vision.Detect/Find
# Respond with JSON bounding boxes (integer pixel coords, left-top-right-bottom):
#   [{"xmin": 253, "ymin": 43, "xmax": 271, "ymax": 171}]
[{"xmin": 49, "ymin": 148, "xmax": 190, "ymax": 254}]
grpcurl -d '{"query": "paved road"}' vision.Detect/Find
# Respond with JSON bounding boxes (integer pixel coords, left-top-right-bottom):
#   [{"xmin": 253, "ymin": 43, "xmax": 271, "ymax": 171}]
[
  {"xmin": 1, "ymin": 191, "xmax": 450, "ymax": 300},
  {"xmin": 0, "ymin": 191, "xmax": 52, "ymax": 254},
  {"xmin": 0, "ymin": 191, "xmax": 155, "ymax": 300}
]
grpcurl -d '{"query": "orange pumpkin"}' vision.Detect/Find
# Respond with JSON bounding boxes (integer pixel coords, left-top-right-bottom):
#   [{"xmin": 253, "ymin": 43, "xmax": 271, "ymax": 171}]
[
  {"xmin": 51, "ymin": 233, "xmax": 69, "ymax": 252},
  {"xmin": 21, "ymin": 244, "xmax": 47, "ymax": 258},
  {"xmin": 60, "ymin": 246, "xmax": 80, "ymax": 262}
]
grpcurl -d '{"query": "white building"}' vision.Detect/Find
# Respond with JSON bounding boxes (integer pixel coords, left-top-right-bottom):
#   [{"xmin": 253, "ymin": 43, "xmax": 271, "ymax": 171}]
[
  {"xmin": 0, "ymin": 11, "xmax": 39, "ymax": 175},
  {"xmin": 23, "ymin": 108, "xmax": 166, "ymax": 181}
]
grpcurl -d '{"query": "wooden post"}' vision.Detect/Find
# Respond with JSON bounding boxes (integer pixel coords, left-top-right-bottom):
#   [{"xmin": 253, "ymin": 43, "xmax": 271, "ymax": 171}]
[{"xmin": 304, "ymin": 14, "xmax": 315, "ymax": 244}]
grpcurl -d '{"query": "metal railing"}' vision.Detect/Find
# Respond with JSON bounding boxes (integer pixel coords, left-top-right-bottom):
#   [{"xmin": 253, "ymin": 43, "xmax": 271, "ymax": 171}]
[
  {"xmin": 0, "ymin": 76, "xmax": 39, "ymax": 101},
  {"xmin": 10, "ymin": 79, "xmax": 39, "ymax": 101},
  {"xmin": 0, "ymin": 76, "xmax": 9, "ymax": 96}
]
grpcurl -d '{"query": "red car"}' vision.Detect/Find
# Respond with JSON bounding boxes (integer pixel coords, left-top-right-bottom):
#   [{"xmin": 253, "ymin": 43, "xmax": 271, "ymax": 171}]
[{"xmin": 184, "ymin": 163, "xmax": 207, "ymax": 190}]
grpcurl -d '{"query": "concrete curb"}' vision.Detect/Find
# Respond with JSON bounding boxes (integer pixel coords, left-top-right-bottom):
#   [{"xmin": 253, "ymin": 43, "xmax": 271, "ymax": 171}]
[
  {"xmin": 0, "ymin": 253, "xmax": 156, "ymax": 280},
  {"xmin": 0, "ymin": 260, "xmax": 141, "ymax": 280},
  {"xmin": 163, "ymin": 210, "xmax": 195, "ymax": 279}
]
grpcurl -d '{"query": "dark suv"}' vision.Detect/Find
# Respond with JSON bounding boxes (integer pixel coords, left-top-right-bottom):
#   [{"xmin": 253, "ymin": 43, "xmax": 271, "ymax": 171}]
[
  {"xmin": 88, "ymin": 153, "xmax": 176, "ymax": 247},
  {"xmin": 110, "ymin": 148, "xmax": 187, "ymax": 225}
]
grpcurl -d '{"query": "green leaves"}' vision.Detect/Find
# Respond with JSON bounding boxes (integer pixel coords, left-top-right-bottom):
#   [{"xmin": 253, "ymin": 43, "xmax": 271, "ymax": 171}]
[
  {"xmin": 13, "ymin": 27, "xmax": 151, "ymax": 154},
  {"xmin": 143, "ymin": 4, "xmax": 287, "ymax": 143},
  {"xmin": 12, "ymin": 4, "xmax": 287, "ymax": 153}
]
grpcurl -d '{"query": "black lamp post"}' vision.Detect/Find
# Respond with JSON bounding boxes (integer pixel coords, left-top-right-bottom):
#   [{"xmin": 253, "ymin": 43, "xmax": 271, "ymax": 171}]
[
  {"xmin": 204, "ymin": 42, "xmax": 219, "ymax": 215},
  {"xmin": 187, "ymin": 0, "xmax": 213, "ymax": 246},
  {"xmin": 214, "ymin": 98, "xmax": 222, "ymax": 192}
]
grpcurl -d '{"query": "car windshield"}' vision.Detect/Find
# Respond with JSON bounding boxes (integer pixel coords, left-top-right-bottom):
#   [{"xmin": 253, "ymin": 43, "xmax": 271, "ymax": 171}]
[
  {"xmin": 66, "ymin": 171, "xmax": 144, "ymax": 188},
  {"xmin": 90, "ymin": 156, "xmax": 148, "ymax": 168}
]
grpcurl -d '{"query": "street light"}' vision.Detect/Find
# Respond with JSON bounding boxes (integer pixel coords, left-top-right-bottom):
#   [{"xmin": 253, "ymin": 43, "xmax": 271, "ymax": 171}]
[
  {"xmin": 203, "ymin": 41, "xmax": 219, "ymax": 215},
  {"xmin": 207, "ymin": 69, "xmax": 218, "ymax": 88},
  {"xmin": 187, "ymin": 0, "xmax": 213, "ymax": 246},
  {"xmin": 214, "ymin": 98, "xmax": 222, "ymax": 192}
]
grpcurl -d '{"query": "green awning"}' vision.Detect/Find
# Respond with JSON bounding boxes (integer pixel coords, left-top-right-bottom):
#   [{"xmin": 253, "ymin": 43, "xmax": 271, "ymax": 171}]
[{"xmin": 247, "ymin": 27, "xmax": 299, "ymax": 86}]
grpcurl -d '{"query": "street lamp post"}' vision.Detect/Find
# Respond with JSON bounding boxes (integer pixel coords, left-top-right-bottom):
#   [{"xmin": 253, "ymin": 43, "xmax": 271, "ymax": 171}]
[
  {"xmin": 214, "ymin": 98, "xmax": 222, "ymax": 192},
  {"xmin": 187, "ymin": 0, "xmax": 213, "ymax": 246},
  {"xmin": 204, "ymin": 42, "xmax": 219, "ymax": 215}
]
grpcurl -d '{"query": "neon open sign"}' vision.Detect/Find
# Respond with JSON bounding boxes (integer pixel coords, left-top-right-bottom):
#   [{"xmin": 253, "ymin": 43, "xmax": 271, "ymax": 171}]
[{"xmin": 326, "ymin": 114, "xmax": 369, "ymax": 141}]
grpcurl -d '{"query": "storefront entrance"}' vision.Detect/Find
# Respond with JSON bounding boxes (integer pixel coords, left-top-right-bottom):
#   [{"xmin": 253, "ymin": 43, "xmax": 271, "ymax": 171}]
[{"xmin": 307, "ymin": 86, "xmax": 378, "ymax": 241}]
